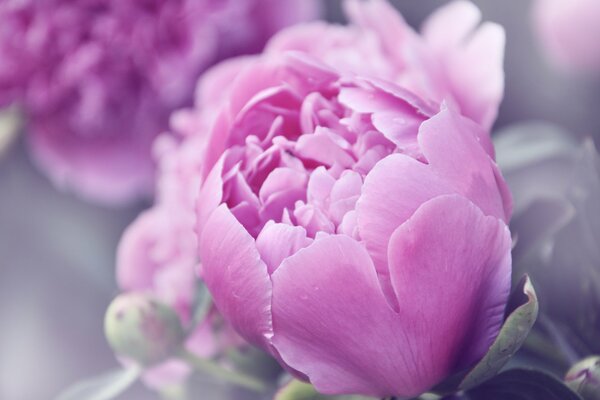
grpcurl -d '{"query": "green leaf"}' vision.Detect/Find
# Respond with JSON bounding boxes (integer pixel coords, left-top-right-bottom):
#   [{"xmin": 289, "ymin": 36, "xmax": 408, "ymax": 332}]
[
  {"xmin": 458, "ymin": 275, "xmax": 539, "ymax": 390},
  {"xmin": 274, "ymin": 379, "xmax": 374, "ymax": 400},
  {"xmin": 465, "ymin": 368, "xmax": 582, "ymax": 400},
  {"xmin": 54, "ymin": 366, "xmax": 141, "ymax": 400}
]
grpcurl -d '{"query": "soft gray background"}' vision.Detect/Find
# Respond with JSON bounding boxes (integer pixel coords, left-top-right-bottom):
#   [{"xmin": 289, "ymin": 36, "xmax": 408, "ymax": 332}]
[{"xmin": 1, "ymin": 1, "xmax": 599, "ymax": 399}]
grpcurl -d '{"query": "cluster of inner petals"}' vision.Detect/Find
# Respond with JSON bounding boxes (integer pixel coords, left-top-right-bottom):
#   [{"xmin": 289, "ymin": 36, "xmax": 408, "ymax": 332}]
[{"xmin": 215, "ymin": 61, "xmax": 428, "ymax": 240}]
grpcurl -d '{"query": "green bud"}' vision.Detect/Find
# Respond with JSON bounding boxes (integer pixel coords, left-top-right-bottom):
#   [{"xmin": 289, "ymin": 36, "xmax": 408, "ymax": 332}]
[
  {"xmin": 565, "ymin": 356, "xmax": 600, "ymax": 400},
  {"xmin": 104, "ymin": 293, "xmax": 185, "ymax": 366}
]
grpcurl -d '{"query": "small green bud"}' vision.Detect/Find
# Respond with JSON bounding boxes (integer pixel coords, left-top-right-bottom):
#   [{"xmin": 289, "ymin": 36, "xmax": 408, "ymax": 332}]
[
  {"xmin": 104, "ymin": 293, "xmax": 185, "ymax": 366},
  {"xmin": 565, "ymin": 356, "xmax": 600, "ymax": 400}
]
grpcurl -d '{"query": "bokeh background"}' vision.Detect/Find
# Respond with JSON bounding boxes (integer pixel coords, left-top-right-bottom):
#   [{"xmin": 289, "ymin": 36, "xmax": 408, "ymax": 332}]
[{"xmin": 1, "ymin": 1, "xmax": 599, "ymax": 399}]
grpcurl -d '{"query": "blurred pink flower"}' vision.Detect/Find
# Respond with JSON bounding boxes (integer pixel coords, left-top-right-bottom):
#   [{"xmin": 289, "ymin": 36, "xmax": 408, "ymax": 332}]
[
  {"xmin": 533, "ymin": 0, "xmax": 600, "ymax": 73},
  {"xmin": 117, "ymin": 56, "xmax": 252, "ymax": 321},
  {"xmin": 0, "ymin": 0, "xmax": 320, "ymax": 204},
  {"xmin": 190, "ymin": 3, "xmax": 512, "ymax": 396},
  {"xmin": 115, "ymin": 57, "xmax": 251, "ymax": 388},
  {"xmin": 118, "ymin": 203, "xmax": 244, "ymax": 389}
]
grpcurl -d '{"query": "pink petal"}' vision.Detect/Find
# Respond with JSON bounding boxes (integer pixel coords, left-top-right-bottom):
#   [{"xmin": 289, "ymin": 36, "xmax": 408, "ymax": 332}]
[
  {"xmin": 338, "ymin": 86, "xmax": 408, "ymax": 114},
  {"xmin": 422, "ymin": 1, "xmax": 482, "ymax": 50},
  {"xmin": 422, "ymin": 1, "xmax": 505, "ymax": 129},
  {"xmin": 418, "ymin": 108, "xmax": 510, "ymax": 221},
  {"xmin": 330, "ymin": 171, "xmax": 362, "ymax": 203},
  {"xmin": 492, "ymin": 161, "xmax": 514, "ymax": 220},
  {"xmin": 449, "ymin": 22, "xmax": 505, "ymax": 130},
  {"xmin": 387, "ymin": 194, "xmax": 512, "ymax": 370},
  {"xmin": 338, "ymin": 81, "xmax": 432, "ymax": 150},
  {"xmin": 293, "ymin": 203, "xmax": 336, "ymax": 237},
  {"xmin": 255, "ymin": 222, "xmax": 312, "ymax": 274},
  {"xmin": 356, "ymin": 153, "xmax": 454, "ymax": 274},
  {"xmin": 306, "ymin": 166, "xmax": 336, "ymax": 207},
  {"xmin": 271, "ymin": 195, "xmax": 510, "ymax": 397},
  {"xmin": 271, "ymin": 235, "xmax": 408, "ymax": 396},
  {"xmin": 357, "ymin": 108, "xmax": 510, "ymax": 276},
  {"xmin": 199, "ymin": 205, "xmax": 272, "ymax": 348},
  {"xmin": 295, "ymin": 132, "xmax": 355, "ymax": 168},
  {"xmin": 259, "ymin": 167, "xmax": 307, "ymax": 205},
  {"xmin": 344, "ymin": 0, "xmax": 415, "ymax": 69},
  {"xmin": 337, "ymin": 210, "xmax": 359, "ymax": 238},
  {"xmin": 354, "ymin": 77, "xmax": 438, "ymax": 116},
  {"xmin": 371, "ymin": 109, "xmax": 424, "ymax": 150},
  {"xmin": 230, "ymin": 85, "xmax": 302, "ymax": 145}
]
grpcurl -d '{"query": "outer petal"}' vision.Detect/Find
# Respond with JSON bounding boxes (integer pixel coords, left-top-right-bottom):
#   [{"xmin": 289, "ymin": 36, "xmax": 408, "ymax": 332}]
[
  {"xmin": 344, "ymin": 0, "xmax": 415, "ymax": 69},
  {"xmin": 199, "ymin": 204, "xmax": 272, "ymax": 348},
  {"xmin": 422, "ymin": 1, "xmax": 482, "ymax": 49},
  {"xmin": 388, "ymin": 194, "xmax": 512, "ymax": 371},
  {"xmin": 271, "ymin": 235, "xmax": 411, "ymax": 396},
  {"xmin": 356, "ymin": 154, "xmax": 454, "ymax": 274},
  {"xmin": 357, "ymin": 108, "xmax": 509, "ymax": 277},
  {"xmin": 422, "ymin": 1, "xmax": 505, "ymax": 129},
  {"xmin": 418, "ymin": 108, "xmax": 511, "ymax": 221},
  {"xmin": 271, "ymin": 195, "xmax": 511, "ymax": 397}
]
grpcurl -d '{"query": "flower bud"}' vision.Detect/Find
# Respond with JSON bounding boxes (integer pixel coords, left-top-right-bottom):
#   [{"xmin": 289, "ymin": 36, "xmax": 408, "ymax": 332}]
[
  {"xmin": 104, "ymin": 293, "xmax": 185, "ymax": 366},
  {"xmin": 565, "ymin": 356, "xmax": 600, "ymax": 400}
]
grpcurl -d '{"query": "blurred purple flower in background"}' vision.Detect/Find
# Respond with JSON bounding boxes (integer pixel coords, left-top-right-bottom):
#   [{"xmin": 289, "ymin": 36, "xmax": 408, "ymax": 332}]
[
  {"xmin": 0, "ymin": 0, "xmax": 320, "ymax": 205},
  {"xmin": 532, "ymin": 0, "xmax": 600, "ymax": 74}
]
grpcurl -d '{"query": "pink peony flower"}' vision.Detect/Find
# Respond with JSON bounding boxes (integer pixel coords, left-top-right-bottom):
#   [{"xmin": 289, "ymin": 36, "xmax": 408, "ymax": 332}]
[
  {"xmin": 191, "ymin": 2, "xmax": 513, "ymax": 396},
  {"xmin": 116, "ymin": 1, "xmax": 510, "ymax": 395},
  {"xmin": 533, "ymin": 0, "xmax": 600, "ymax": 73},
  {"xmin": 0, "ymin": 0, "xmax": 320, "ymax": 204}
]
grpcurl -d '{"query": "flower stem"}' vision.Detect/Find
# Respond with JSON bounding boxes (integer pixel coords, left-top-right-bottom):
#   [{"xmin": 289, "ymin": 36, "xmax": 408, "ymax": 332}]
[{"xmin": 177, "ymin": 349, "xmax": 268, "ymax": 393}]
